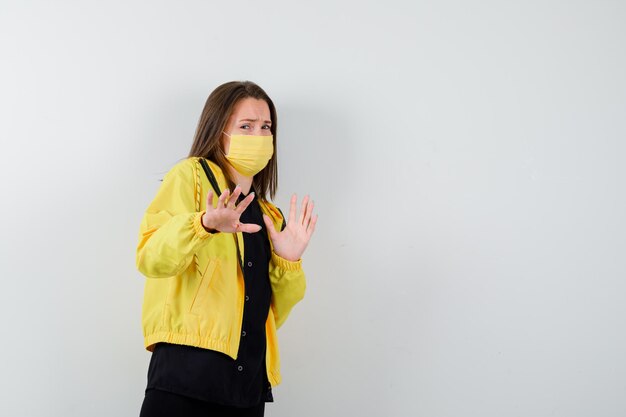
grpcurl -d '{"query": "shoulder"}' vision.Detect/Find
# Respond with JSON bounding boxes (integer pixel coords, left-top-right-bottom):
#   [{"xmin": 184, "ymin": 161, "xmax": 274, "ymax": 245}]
[
  {"xmin": 164, "ymin": 157, "xmax": 229, "ymax": 196},
  {"xmin": 157, "ymin": 158, "xmax": 199, "ymax": 189},
  {"xmin": 165, "ymin": 157, "xmax": 194, "ymax": 175},
  {"xmin": 182, "ymin": 156, "xmax": 227, "ymax": 179},
  {"xmin": 164, "ymin": 157, "xmax": 211, "ymax": 179}
]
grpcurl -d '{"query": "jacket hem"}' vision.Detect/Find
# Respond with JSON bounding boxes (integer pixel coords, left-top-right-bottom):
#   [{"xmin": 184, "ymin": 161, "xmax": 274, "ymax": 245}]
[
  {"xmin": 144, "ymin": 332, "xmax": 282, "ymax": 386},
  {"xmin": 144, "ymin": 331, "xmax": 237, "ymax": 358}
]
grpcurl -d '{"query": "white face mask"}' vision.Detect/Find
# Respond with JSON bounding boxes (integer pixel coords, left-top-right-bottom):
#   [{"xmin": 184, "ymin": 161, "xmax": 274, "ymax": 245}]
[{"xmin": 222, "ymin": 131, "xmax": 274, "ymax": 177}]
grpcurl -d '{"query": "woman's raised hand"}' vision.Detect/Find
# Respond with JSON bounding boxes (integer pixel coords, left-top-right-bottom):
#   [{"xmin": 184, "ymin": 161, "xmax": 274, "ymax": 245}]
[
  {"xmin": 201, "ymin": 185, "xmax": 262, "ymax": 234},
  {"xmin": 262, "ymin": 194, "xmax": 318, "ymax": 262}
]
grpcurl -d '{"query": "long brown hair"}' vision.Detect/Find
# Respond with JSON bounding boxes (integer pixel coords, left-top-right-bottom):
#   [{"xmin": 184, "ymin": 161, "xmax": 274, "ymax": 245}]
[{"xmin": 188, "ymin": 81, "xmax": 278, "ymax": 201}]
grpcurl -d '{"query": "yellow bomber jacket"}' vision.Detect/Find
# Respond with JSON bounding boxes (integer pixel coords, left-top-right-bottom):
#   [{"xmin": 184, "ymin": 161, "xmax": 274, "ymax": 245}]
[{"xmin": 135, "ymin": 156, "xmax": 306, "ymax": 387}]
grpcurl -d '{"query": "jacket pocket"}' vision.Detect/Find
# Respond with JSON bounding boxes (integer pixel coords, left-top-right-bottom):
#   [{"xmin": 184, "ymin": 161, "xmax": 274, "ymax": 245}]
[{"xmin": 189, "ymin": 258, "xmax": 219, "ymax": 314}]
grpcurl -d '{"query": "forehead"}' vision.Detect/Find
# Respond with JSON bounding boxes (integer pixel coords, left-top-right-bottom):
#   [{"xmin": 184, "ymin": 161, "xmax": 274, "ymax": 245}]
[{"xmin": 229, "ymin": 97, "xmax": 271, "ymax": 121}]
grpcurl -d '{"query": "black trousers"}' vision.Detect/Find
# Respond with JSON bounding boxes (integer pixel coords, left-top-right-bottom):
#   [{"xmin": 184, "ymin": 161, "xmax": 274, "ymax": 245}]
[{"xmin": 139, "ymin": 388, "xmax": 266, "ymax": 417}]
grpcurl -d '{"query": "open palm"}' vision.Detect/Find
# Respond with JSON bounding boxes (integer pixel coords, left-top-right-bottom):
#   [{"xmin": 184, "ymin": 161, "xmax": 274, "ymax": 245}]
[
  {"xmin": 202, "ymin": 186, "xmax": 261, "ymax": 234},
  {"xmin": 263, "ymin": 194, "xmax": 317, "ymax": 262}
]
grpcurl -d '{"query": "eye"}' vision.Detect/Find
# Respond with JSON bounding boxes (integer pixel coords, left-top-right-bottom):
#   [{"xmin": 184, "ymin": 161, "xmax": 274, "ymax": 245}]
[
  {"xmin": 262, "ymin": 124, "xmax": 271, "ymax": 130},
  {"xmin": 240, "ymin": 124, "xmax": 250, "ymax": 129}
]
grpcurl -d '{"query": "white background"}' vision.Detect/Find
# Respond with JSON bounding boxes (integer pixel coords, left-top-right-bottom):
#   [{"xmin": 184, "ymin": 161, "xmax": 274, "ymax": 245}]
[{"xmin": 1, "ymin": 1, "xmax": 625, "ymax": 416}]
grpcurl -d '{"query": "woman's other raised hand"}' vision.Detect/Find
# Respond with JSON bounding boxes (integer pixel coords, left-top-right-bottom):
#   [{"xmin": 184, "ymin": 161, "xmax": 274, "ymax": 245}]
[{"xmin": 262, "ymin": 193, "xmax": 318, "ymax": 262}]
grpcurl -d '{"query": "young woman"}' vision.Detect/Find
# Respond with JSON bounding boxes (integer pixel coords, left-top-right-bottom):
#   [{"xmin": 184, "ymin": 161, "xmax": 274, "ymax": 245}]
[{"xmin": 136, "ymin": 81, "xmax": 317, "ymax": 417}]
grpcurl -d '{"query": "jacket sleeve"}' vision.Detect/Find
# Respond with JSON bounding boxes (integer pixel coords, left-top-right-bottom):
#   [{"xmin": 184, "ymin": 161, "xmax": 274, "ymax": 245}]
[
  {"xmin": 136, "ymin": 159, "xmax": 214, "ymax": 278},
  {"xmin": 269, "ymin": 251, "xmax": 306, "ymax": 329}
]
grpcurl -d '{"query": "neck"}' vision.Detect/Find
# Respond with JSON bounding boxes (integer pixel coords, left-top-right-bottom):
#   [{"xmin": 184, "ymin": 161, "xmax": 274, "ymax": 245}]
[{"xmin": 226, "ymin": 164, "xmax": 254, "ymax": 195}]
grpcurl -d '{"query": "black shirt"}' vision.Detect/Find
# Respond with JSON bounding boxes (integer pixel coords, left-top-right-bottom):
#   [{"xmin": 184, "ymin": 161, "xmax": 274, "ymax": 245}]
[{"xmin": 145, "ymin": 189, "xmax": 274, "ymax": 407}]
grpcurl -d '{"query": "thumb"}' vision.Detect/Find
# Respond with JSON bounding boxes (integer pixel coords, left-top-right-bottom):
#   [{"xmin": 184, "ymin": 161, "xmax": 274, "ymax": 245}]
[{"xmin": 263, "ymin": 214, "xmax": 278, "ymax": 241}]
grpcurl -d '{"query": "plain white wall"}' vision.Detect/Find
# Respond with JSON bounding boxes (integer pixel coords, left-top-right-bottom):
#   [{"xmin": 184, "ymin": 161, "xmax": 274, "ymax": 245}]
[{"xmin": 1, "ymin": 1, "xmax": 625, "ymax": 416}]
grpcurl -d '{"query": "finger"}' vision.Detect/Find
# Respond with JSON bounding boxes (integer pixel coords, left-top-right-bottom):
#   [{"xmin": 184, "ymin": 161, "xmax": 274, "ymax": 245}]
[
  {"xmin": 234, "ymin": 192, "xmax": 255, "ymax": 215},
  {"xmin": 307, "ymin": 214, "xmax": 318, "ymax": 237},
  {"xmin": 239, "ymin": 223, "xmax": 262, "ymax": 233},
  {"xmin": 205, "ymin": 189, "xmax": 214, "ymax": 211},
  {"xmin": 217, "ymin": 188, "xmax": 230, "ymax": 209},
  {"xmin": 298, "ymin": 195, "xmax": 309, "ymax": 225},
  {"xmin": 287, "ymin": 193, "xmax": 297, "ymax": 225},
  {"xmin": 262, "ymin": 214, "xmax": 278, "ymax": 241},
  {"xmin": 303, "ymin": 198, "xmax": 314, "ymax": 228},
  {"xmin": 228, "ymin": 185, "xmax": 242, "ymax": 209}
]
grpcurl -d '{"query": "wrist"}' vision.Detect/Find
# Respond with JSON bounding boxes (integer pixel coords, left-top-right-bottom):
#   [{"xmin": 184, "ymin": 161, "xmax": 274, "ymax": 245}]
[
  {"xmin": 273, "ymin": 251, "xmax": 300, "ymax": 263},
  {"xmin": 271, "ymin": 251, "xmax": 302, "ymax": 270},
  {"xmin": 201, "ymin": 212, "xmax": 218, "ymax": 234}
]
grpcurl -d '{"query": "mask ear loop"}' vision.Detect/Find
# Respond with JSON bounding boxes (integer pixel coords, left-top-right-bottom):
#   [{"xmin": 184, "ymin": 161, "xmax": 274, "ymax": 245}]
[{"xmin": 220, "ymin": 131, "xmax": 230, "ymax": 156}]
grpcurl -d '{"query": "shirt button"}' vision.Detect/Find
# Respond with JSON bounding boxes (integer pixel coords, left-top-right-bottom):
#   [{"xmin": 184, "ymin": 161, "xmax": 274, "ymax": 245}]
[
  {"xmin": 247, "ymin": 261, "xmax": 253, "ymax": 267},
  {"xmin": 237, "ymin": 365, "xmax": 243, "ymax": 371},
  {"xmin": 242, "ymin": 330, "xmax": 247, "ymax": 337}
]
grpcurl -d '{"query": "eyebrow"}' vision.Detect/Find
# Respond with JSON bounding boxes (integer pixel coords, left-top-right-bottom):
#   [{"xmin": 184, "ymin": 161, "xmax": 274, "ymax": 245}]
[{"xmin": 238, "ymin": 118, "xmax": 272, "ymax": 124}]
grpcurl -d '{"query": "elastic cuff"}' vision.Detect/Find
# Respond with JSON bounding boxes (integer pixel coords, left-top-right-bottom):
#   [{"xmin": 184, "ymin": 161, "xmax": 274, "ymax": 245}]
[
  {"xmin": 192, "ymin": 211, "xmax": 212, "ymax": 240},
  {"xmin": 271, "ymin": 251, "xmax": 302, "ymax": 271}
]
